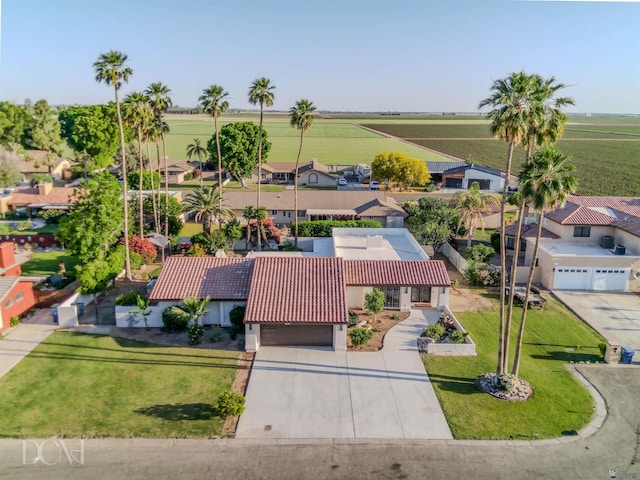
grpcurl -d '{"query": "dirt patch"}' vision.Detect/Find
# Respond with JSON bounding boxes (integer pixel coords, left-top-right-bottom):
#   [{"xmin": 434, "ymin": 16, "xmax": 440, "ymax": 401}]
[
  {"xmin": 433, "ymin": 252, "xmax": 494, "ymax": 312},
  {"xmin": 347, "ymin": 310, "xmax": 410, "ymax": 351}
]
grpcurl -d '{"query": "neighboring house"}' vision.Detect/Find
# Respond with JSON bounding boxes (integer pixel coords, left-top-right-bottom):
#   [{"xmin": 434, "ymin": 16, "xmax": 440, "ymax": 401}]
[
  {"xmin": 250, "ymin": 159, "xmax": 337, "ymax": 187},
  {"xmin": 0, "ymin": 242, "xmax": 36, "ymax": 333},
  {"xmin": 504, "ymin": 196, "xmax": 640, "ymax": 292},
  {"xmin": 0, "ymin": 183, "xmax": 75, "ymax": 218},
  {"xmin": 149, "ymin": 228, "xmax": 451, "ymax": 352},
  {"xmin": 18, "ymin": 150, "xmax": 75, "ymax": 181},
  {"xmin": 165, "ymin": 161, "xmax": 195, "ymax": 184},
  {"xmin": 224, "ymin": 190, "xmax": 407, "ymax": 228},
  {"xmin": 426, "ymin": 161, "xmax": 465, "ymax": 184},
  {"xmin": 441, "ymin": 163, "xmax": 505, "ymax": 192}
]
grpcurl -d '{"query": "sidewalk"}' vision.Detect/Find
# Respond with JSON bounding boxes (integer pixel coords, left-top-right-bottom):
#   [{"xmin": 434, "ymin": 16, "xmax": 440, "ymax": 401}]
[{"xmin": 0, "ymin": 309, "xmax": 58, "ymax": 379}]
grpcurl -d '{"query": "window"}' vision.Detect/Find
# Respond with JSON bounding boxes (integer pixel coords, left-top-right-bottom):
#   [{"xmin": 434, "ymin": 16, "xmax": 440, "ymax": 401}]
[
  {"xmin": 573, "ymin": 226, "xmax": 591, "ymax": 238},
  {"xmin": 309, "ymin": 173, "xmax": 318, "ymax": 184},
  {"xmin": 376, "ymin": 286, "xmax": 400, "ymax": 309},
  {"xmin": 5, "ymin": 299, "xmax": 13, "ymax": 308},
  {"xmin": 271, "ymin": 210, "xmax": 277, "ymax": 216},
  {"xmin": 15, "ymin": 293, "xmax": 23, "ymax": 302},
  {"xmin": 411, "ymin": 286, "xmax": 431, "ymax": 303},
  {"xmin": 506, "ymin": 237, "xmax": 515, "ymax": 250}
]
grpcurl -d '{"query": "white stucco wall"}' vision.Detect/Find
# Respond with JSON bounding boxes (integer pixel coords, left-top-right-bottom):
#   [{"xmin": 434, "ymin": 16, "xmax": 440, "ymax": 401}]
[
  {"xmin": 245, "ymin": 323, "xmax": 260, "ymax": 352},
  {"xmin": 333, "ymin": 324, "xmax": 347, "ymax": 351},
  {"xmin": 463, "ymin": 170, "xmax": 505, "ymax": 192}
]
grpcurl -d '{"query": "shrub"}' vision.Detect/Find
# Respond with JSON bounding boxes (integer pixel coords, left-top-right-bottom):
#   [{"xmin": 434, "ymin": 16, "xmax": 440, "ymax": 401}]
[
  {"xmin": 466, "ymin": 244, "xmax": 496, "ymax": 263},
  {"xmin": 449, "ymin": 330, "xmax": 466, "ymax": 344},
  {"xmin": 17, "ymin": 220, "xmax": 33, "ymax": 231},
  {"xmin": 187, "ymin": 323, "xmax": 204, "ymax": 343},
  {"xmin": 349, "ymin": 327, "xmax": 374, "ymax": 347},
  {"xmin": 40, "ymin": 209, "xmax": 67, "ymax": 225},
  {"xmin": 31, "ymin": 173, "xmax": 53, "ymax": 186},
  {"xmin": 229, "ymin": 306, "xmax": 245, "ymax": 329},
  {"xmin": 463, "ymin": 261, "xmax": 500, "ymax": 287},
  {"xmin": 296, "ymin": 220, "xmax": 382, "ymax": 237},
  {"xmin": 211, "ymin": 331, "xmax": 223, "ymax": 342},
  {"xmin": 490, "ymin": 232, "xmax": 501, "ymax": 252},
  {"xmin": 149, "ymin": 267, "xmax": 162, "ymax": 279},
  {"xmin": 391, "ymin": 313, "xmax": 400, "ymax": 321},
  {"xmin": 122, "ymin": 235, "xmax": 156, "ymax": 264},
  {"xmin": 10, "ymin": 316, "xmax": 20, "ymax": 327},
  {"xmin": 348, "ymin": 310, "xmax": 359, "ymax": 327},
  {"xmin": 496, "ymin": 373, "xmax": 518, "ymax": 393},
  {"xmin": 162, "ymin": 306, "xmax": 189, "ymax": 331},
  {"xmin": 216, "ymin": 391, "xmax": 246, "ymax": 417},
  {"xmin": 422, "ymin": 323, "xmax": 446, "ymax": 340},
  {"xmin": 191, "ymin": 231, "xmax": 227, "ymax": 254},
  {"xmin": 115, "ymin": 292, "xmax": 143, "ymax": 306},
  {"xmin": 128, "ymin": 171, "xmax": 160, "ymax": 191},
  {"xmin": 186, "ymin": 244, "xmax": 206, "ymax": 257},
  {"xmin": 184, "ymin": 172, "xmax": 193, "ymax": 181}
]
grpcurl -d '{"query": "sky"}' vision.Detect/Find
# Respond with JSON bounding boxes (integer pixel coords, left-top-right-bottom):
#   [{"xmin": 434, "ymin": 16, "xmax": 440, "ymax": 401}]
[{"xmin": 0, "ymin": 0, "xmax": 638, "ymax": 113}]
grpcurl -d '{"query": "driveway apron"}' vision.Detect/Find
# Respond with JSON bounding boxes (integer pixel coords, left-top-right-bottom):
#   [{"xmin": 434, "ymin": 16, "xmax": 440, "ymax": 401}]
[{"xmin": 236, "ymin": 308, "xmax": 452, "ymax": 439}]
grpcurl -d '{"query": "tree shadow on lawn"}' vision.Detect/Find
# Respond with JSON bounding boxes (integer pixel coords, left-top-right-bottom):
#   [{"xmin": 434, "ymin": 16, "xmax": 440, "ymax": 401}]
[
  {"xmin": 426, "ymin": 372, "xmax": 481, "ymax": 395},
  {"xmin": 530, "ymin": 350, "xmax": 602, "ymax": 363},
  {"xmin": 134, "ymin": 403, "xmax": 218, "ymax": 421}
]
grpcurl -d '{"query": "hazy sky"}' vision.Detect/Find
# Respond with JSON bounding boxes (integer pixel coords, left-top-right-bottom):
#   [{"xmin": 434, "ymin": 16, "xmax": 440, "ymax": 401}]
[{"xmin": 1, "ymin": 0, "xmax": 638, "ymax": 113}]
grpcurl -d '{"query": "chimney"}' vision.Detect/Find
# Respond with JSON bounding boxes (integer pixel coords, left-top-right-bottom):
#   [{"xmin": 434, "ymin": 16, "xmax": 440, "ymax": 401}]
[
  {"xmin": 0, "ymin": 242, "xmax": 15, "ymax": 269},
  {"xmin": 37, "ymin": 182, "xmax": 53, "ymax": 196}
]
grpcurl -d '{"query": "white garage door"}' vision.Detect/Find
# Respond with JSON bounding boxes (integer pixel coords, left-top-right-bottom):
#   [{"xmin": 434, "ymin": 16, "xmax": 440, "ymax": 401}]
[
  {"xmin": 592, "ymin": 268, "xmax": 629, "ymax": 291},
  {"xmin": 553, "ymin": 267, "xmax": 592, "ymax": 290}
]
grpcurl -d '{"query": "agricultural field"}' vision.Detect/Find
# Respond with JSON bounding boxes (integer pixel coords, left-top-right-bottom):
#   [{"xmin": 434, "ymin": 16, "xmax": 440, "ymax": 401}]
[
  {"xmin": 164, "ymin": 114, "xmax": 450, "ymax": 166},
  {"xmin": 361, "ymin": 122, "xmax": 640, "ymax": 196}
]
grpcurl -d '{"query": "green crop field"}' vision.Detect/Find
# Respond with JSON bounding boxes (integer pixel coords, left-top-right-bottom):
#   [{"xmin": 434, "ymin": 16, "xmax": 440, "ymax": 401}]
[
  {"xmin": 163, "ymin": 114, "xmax": 450, "ymax": 166},
  {"xmin": 361, "ymin": 122, "xmax": 640, "ymax": 196}
]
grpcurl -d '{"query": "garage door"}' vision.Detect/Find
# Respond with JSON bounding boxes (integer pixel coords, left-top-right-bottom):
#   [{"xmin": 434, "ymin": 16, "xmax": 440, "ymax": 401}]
[
  {"xmin": 553, "ymin": 267, "xmax": 592, "ymax": 290},
  {"xmin": 592, "ymin": 268, "xmax": 629, "ymax": 291},
  {"xmin": 467, "ymin": 178, "xmax": 491, "ymax": 190},
  {"xmin": 445, "ymin": 178, "xmax": 463, "ymax": 189},
  {"xmin": 261, "ymin": 324, "xmax": 333, "ymax": 346}
]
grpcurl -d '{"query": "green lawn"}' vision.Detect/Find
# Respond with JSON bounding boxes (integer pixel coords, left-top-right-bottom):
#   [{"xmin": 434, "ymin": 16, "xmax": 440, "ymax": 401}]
[
  {"xmin": 21, "ymin": 250, "xmax": 82, "ymax": 276},
  {"xmin": 0, "ymin": 332, "xmax": 239, "ymax": 438},
  {"xmin": 180, "ymin": 221, "xmax": 204, "ymax": 237},
  {"xmin": 423, "ymin": 294, "xmax": 605, "ymax": 440}
]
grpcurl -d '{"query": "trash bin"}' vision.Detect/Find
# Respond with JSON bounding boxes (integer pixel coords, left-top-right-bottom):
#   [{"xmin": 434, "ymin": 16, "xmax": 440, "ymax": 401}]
[
  {"xmin": 620, "ymin": 346, "xmax": 635, "ymax": 365},
  {"xmin": 51, "ymin": 305, "xmax": 59, "ymax": 324},
  {"xmin": 75, "ymin": 302, "xmax": 85, "ymax": 317}
]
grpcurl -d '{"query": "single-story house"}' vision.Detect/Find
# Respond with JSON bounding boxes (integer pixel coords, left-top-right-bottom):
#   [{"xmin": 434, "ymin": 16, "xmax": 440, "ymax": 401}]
[
  {"xmin": 224, "ymin": 190, "xmax": 407, "ymax": 228},
  {"xmin": 503, "ymin": 196, "xmax": 640, "ymax": 292},
  {"xmin": 441, "ymin": 163, "xmax": 505, "ymax": 192},
  {"xmin": 149, "ymin": 228, "xmax": 451, "ymax": 352},
  {"xmin": 0, "ymin": 183, "xmax": 76, "ymax": 218},
  {"xmin": 17, "ymin": 150, "xmax": 75, "ymax": 181},
  {"xmin": 250, "ymin": 159, "xmax": 337, "ymax": 187},
  {"xmin": 426, "ymin": 161, "xmax": 465, "ymax": 184},
  {"xmin": 0, "ymin": 242, "xmax": 36, "ymax": 333}
]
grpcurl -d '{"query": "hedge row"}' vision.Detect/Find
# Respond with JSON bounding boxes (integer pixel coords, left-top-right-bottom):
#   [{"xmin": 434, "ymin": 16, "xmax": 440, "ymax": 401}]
[{"xmin": 296, "ymin": 220, "xmax": 382, "ymax": 237}]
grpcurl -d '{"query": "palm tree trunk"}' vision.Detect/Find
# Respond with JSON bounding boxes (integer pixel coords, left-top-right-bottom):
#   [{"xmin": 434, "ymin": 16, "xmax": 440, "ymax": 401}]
[
  {"xmin": 466, "ymin": 220, "xmax": 473, "ymax": 248},
  {"xmin": 256, "ymin": 106, "xmax": 264, "ymax": 252},
  {"xmin": 215, "ymin": 116, "xmax": 223, "ymax": 225},
  {"xmin": 154, "ymin": 142, "xmax": 162, "ymax": 233},
  {"xmin": 137, "ymin": 126, "xmax": 144, "ymax": 238},
  {"xmin": 114, "ymin": 87, "xmax": 132, "ymax": 280},
  {"xmin": 511, "ymin": 213, "xmax": 545, "ymax": 377},
  {"xmin": 203, "ymin": 213, "xmax": 211, "ymax": 236},
  {"xmin": 497, "ymin": 141, "xmax": 515, "ymax": 374},
  {"xmin": 162, "ymin": 133, "xmax": 169, "ymax": 238},
  {"xmin": 294, "ymin": 129, "xmax": 304, "ymax": 248},
  {"xmin": 148, "ymin": 142, "xmax": 159, "ymax": 235},
  {"xmin": 199, "ymin": 155, "xmax": 204, "ymax": 187}
]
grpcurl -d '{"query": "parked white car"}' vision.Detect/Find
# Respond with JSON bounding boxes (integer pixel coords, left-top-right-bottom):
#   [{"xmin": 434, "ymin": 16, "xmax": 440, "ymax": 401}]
[
  {"xmin": 337, "ymin": 177, "xmax": 348, "ymax": 186},
  {"xmin": 369, "ymin": 180, "xmax": 380, "ymax": 190}
]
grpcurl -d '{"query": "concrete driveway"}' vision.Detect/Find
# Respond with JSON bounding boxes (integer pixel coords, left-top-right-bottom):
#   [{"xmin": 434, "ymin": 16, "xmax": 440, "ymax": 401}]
[
  {"xmin": 554, "ymin": 291, "xmax": 640, "ymax": 353},
  {"xmin": 236, "ymin": 309, "xmax": 452, "ymax": 439}
]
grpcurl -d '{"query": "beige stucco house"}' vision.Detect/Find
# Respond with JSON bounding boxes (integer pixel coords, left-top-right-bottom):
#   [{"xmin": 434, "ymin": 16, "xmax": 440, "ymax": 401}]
[{"xmin": 250, "ymin": 159, "xmax": 337, "ymax": 187}]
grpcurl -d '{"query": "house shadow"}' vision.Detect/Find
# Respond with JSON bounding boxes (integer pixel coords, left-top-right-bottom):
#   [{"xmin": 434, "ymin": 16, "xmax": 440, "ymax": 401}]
[{"xmin": 134, "ymin": 403, "xmax": 218, "ymax": 421}]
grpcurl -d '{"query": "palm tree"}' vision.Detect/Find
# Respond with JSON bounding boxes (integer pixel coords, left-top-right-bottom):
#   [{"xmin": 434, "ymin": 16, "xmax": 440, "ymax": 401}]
[
  {"xmin": 122, "ymin": 92, "xmax": 153, "ymax": 237},
  {"xmin": 289, "ymin": 99, "xmax": 316, "ymax": 248},
  {"xmin": 145, "ymin": 82, "xmax": 172, "ymax": 237},
  {"xmin": 130, "ymin": 295, "xmax": 152, "ymax": 331},
  {"xmin": 243, "ymin": 205, "xmax": 257, "ymax": 249},
  {"xmin": 143, "ymin": 118, "xmax": 160, "ymax": 233},
  {"xmin": 198, "ymin": 85, "xmax": 229, "ymax": 221},
  {"xmin": 248, "ymin": 78, "xmax": 275, "ymax": 251},
  {"xmin": 93, "ymin": 50, "xmax": 134, "ymax": 280},
  {"xmin": 511, "ymin": 147, "xmax": 577, "ymax": 377},
  {"xmin": 181, "ymin": 296, "xmax": 210, "ymax": 326},
  {"xmin": 454, "ymin": 182, "xmax": 500, "ymax": 247},
  {"xmin": 186, "ymin": 138, "xmax": 208, "ymax": 187},
  {"xmin": 182, "ymin": 185, "xmax": 234, "ymax": 235}
]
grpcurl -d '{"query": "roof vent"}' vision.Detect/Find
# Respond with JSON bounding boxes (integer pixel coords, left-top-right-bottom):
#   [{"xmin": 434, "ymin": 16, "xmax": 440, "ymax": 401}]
[{"xmin": 613, "ymin": 244, "xmax": 626, "ymax": 255}]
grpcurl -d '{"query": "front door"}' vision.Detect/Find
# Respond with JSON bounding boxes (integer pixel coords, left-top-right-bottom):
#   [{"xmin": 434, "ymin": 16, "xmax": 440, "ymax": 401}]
[{"xmin": 411, "ymin": 286, "xmax": 432, "ymax": 304}]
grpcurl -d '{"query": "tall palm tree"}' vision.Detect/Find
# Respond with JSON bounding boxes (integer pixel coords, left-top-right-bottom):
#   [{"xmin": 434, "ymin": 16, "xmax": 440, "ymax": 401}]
[
  {"xmin": 454, "ymin": 182, "xmax": 500, "ymax": 247},
  {"xmin": 93, "ymin": 50, "xmax": 134, "ymax": 280},
  {"xmin": 182, "ymin": 184, "xmax": 234, "ymax": 235},
  {"xmin": 289, "ymin": 99, "xmax": 316, "ymax": 248},
  {"xmin": 122, "ymin": 92, "xmax": 153, "ymax": 238},
  {"xmin": 185, "ymin": 138, "xmax": 208, "ymax": 187},
  {"xmin": 145, "ymin": 82, "xmax": 172, "ymax": 237},
  {"xmin": 198, "ymin": 85, "xmax": 229, "ymax": 221},
  {"xmin": 504, "ymin": 75, "xmax": 575, "ymax": 373},
  {"xmin": 248, "ymin": 77, "xmax": 275, "ymax": 251},
  {"xmin": 143, "ymin": 118, "xmax": 160, "ymax": 233},
  {"xmin": 511, "ymin": 147, "xmax": 577, "ymax": 377}
]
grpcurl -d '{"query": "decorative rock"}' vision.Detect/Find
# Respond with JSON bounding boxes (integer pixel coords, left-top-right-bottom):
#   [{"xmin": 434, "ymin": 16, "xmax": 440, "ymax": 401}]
[
  {"xmin": 417, "ymin": 337, "xmax": 435, "ymax": 353},
  {"xmin": 476, "ymin": 373, "xmax": 533, "ymax": 401}
]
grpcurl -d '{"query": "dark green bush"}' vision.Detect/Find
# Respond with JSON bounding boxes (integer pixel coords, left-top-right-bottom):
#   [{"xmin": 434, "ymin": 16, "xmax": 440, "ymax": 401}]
[
  {"xmin": 296, "ymin": 220, "xmax": 382, "ymax": 237},
  {"xmin": 348, "ymin": 311, "xmax": 359, "ymax": 327},
  {"xmin": 449, "ymin": 330, "xmax": 466, "ymax": 344},
  {"xmin": 349, "ymin": 327, "xmax": 374, "ymax": 347},
  {"xmin": 422, "ymin": 323, "xmax": 446, "ymax": 340},
  {"xmin": 216, "ymin": 391, "xmax": 246, "ymax": 417},
  {"xmin": 466, "ymin": 244, "xmax": 496, "ymax": 263},
  {"xmin": 162, "ymin": 306, "xmax": 189, "ymax": 331},
  {"xmin": 490, "ymin": 232, "xmax": 500, "ymax": 252},
  {"xmin": 187, "ymin": 323, "xmax": 204, "ymax": 343},
  {"xmin": 115, "ymin": 292, "xmax": 143, "ymax": 306}
]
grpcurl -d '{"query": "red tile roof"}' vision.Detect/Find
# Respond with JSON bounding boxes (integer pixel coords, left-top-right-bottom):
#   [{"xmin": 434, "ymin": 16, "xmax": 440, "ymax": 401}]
[
  {"xmin": 245, "ymin": 257, "xmax": 347, "ymax": 324},
  {"xmin": 8, "ymin": 187, "xmax": 76, "ymax": 206},
  {"xmin": 149, "ymin": 257, "xmax": 254, "ymax": 301},
  {"xmin": 344, "ymin": 260, "xmax": 450, "ymax": 286}
]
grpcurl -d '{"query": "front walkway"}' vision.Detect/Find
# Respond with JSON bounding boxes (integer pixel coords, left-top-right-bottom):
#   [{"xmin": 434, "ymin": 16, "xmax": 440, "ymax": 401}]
[
  {"xmin": 236, "ymin": 308, "xmax": 452, "ymax": 439},
  {"xmin": 0, "ymin": 309, "xmax": 58, "ymax": 379}
]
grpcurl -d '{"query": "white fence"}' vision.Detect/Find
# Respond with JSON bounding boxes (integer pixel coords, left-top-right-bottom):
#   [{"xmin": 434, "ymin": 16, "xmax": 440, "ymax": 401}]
[{"xmin": 441, "ymin": 242, "xmax": 468, "ymax": 273}]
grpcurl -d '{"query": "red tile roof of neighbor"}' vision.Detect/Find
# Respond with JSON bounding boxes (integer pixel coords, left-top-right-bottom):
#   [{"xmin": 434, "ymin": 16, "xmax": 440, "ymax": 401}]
[
  {"xmin": 245, "ymin": 257, "xmax": 348, "ymax": 324},
  {"xmin": 502, "ymin": 222, "xmax": 561, "ymax": 240},
  {"xmin": 7, "ymin": 187, "xmax": 76, "ymax": 206},
  {"xmin": 344, "ymin": 260, "xmax": 451, "ymax": 287},
  {"xmin": 149, "ymin": 257, "xmax": 254, "ymax": 301}
]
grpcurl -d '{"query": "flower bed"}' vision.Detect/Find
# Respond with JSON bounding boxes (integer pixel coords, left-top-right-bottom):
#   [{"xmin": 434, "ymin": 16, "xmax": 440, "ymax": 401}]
[{"xmin": 418, "ymin": 308, "xmax": 476, "ymax": 356}]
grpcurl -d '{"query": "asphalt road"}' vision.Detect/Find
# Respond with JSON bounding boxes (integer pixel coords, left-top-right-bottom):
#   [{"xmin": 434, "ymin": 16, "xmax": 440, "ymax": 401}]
[{"xmin": 1, "ymin": 365, "xmax": 638, "ymax": 480}]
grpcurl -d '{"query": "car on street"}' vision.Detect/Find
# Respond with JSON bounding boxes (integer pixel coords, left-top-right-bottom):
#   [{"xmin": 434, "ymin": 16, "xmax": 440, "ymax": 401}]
[
  {"xmin": 337, "ymin": 177, "xmax": 348, "ymax": 186},
  {"xmin": 369, "ymin": 180, "xmax": 380, "ymax": 190}
]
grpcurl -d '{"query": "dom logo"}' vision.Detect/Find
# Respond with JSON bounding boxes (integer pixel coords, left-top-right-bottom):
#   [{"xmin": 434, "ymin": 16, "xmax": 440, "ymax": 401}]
[{"xmin": 22, "ymin": 439, "xmax": 84, "ymax": 466}]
